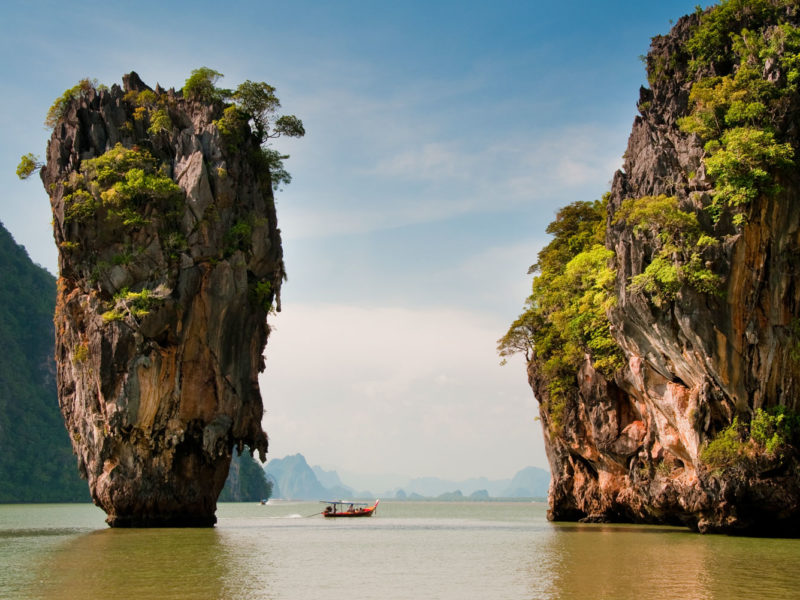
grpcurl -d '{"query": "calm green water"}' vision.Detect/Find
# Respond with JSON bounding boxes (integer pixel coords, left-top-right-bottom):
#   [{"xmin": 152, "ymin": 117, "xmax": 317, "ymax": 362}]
[{"xmin": 1, "ymin": 501, "xmax": 798, "ymax": 599}]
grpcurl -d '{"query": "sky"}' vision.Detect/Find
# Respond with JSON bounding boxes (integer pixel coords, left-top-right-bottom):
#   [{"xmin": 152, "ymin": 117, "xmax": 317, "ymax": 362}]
[{"xmin": 0, "ymin": 0, "xmax": 706, "ymax": 488}]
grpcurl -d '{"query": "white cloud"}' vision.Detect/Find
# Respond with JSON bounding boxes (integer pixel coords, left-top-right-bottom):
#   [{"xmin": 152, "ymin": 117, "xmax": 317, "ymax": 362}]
[
  {"xmin": 372, "ymin": 142, "xmax": 471, "ymax": 181},
  {"xmin": 277, "ymin": 117, "xmax": 625, "ymax": 242}
]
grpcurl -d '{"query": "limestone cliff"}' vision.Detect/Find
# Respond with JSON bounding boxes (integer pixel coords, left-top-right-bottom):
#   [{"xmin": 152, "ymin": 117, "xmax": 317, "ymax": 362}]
[
  {"xmin": 41, "ymin": 72, "xmax": 286, "ymax": 526},
  {"xmin": 506, "ymin": 1, "xmax": 800, "ymax": 534}
]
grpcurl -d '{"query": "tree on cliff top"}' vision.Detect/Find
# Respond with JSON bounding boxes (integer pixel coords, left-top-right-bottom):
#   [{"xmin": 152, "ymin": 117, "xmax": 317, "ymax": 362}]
[
  {"xmin": 183, "ymin": 67, "xmax": 305, "ymax": 191},
  {"xmin": 233, "ymin": 80, "xmax": 306, "ymax": 141},
  {"xmin": 183, "ymin": 67, "xmax": 231, "ymax": 103}
]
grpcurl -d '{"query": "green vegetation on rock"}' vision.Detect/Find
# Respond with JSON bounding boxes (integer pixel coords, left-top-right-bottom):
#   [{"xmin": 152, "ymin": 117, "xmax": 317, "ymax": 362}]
[
  {"xmin": 218, "ymin": 448, "xmax": 273, "ymax": 502},
  {"xmin": 122, "ymin": 88, "xmax": 175, "ymax": 137},
  {"xmin": 195, "ymin": 67, "xmax": 305, "ymax": 192},
  {"xmin": 224, "ymin": 219, "xmax": 253, "ymax": 255},
  {"xmin": 250, "ymin": 280, "xmax": 273, "ymax": 313},
  {"xmin": 704, "ymin": 127, "xmax": 794, "ymax": 224},
  {"xmin": 63, "ymin": 143, "xmax": 182, "ymax": 228},
  {"xmin": 182, "ymin": 67, "xmax": 231, "ymax": 103},
  {"xmin": 15, "ymin": 153, "xmax": 42, "ymax": 180},
  {"xmin": 101, "ymin": 286, "xmax": 165, "ymax": 324},
  {"xmin": 44, "ymin": 78, "xmax": 98, "ymax": 129},
  {"xmin": 681, "ymin": 0, "xmax": 798, "ymax": 226},
  {"xmin": 701, "ymin": 407, "xmax": 800, "ymax": 471},
  {"xmin": 613, "ymin": 194, "xmax": 720, "ymax": 305},
  {"xmin": 498, "ymin": 196, "xmax": 624, "ymax": 433},
  {"xmin": 685, "ymin": 0, "xmax": 796, "ymax": 71}
]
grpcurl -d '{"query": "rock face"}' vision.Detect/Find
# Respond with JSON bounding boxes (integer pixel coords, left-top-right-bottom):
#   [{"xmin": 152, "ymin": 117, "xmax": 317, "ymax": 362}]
[
  {"xmin": 41, "ymin": 72, "xmax": 283, "ymax": 526},
  {"xmin": 525, "ymin": 5, "xmax": 800, "ymax": 534}
]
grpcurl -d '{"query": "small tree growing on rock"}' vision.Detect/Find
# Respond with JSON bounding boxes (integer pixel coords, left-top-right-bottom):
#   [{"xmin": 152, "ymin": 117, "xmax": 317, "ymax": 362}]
[
  {"xmin": 16, "ymin": 153, "xmax": 42, "ymax": 180},
  {"xmin": 183, "ymin": 68, "xmax": 305, "ymax": 192}
]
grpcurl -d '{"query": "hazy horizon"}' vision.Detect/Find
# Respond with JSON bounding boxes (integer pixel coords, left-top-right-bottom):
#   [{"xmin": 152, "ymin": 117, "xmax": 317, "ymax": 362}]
[{"xmin": 267, "ymin": 451, "xmax": 549, "ymax": 495}]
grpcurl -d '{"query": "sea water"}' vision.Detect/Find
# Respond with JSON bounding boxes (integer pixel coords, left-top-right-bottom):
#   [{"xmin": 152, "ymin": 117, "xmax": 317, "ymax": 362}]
[{"xmin": 1, "ymin": 501, "xmax": 798, "ymax": 599}]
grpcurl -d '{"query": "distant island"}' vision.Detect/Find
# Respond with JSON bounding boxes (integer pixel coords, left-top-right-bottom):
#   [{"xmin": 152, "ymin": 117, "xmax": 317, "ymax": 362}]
[{"xmin": 264, "ymin": 453, "xmax": 549, "ymax": 501}]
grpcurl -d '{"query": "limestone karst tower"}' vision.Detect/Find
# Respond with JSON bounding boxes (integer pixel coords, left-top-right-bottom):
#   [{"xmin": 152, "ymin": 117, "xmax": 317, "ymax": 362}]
[{"xmin": 41, "ymin": 72, "xmax": 290, "ymax": 526}]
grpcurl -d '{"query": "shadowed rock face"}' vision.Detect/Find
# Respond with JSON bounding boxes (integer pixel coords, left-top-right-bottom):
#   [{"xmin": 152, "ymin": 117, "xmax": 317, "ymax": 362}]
[
  {"xmin": 531, "ymin": 10, "xmax": 800, "ymax": 534},
  {"xmin": 41, "ymin": 72, "xmax": 283, "ymax": 526}
]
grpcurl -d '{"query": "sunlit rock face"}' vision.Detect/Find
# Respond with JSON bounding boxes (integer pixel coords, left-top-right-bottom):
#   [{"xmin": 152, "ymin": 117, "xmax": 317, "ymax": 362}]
[
  {"xmin": 531, "ymin": 9, "xmax": 800, "ymax": 535},
  {"xmin": 42, "ymin": 72, "xmax": 282, "ymax": 526}
]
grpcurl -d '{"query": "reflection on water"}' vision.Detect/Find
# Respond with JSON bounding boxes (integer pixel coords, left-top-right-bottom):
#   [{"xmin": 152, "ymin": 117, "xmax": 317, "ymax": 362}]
[
  {"xmin": 527, "ymin": 521, "xmax": 800, "ymax": 600},
  {"xmin": 530, "ymin": 523, "xmax": 710, "ymax": 599},
  {"xmin": 31, "ymin": 528, "xmax": 230, "ymax": 600},
  {"xmin": 3, "ymin": 502, "xmax": 799, "ymax": 600}
]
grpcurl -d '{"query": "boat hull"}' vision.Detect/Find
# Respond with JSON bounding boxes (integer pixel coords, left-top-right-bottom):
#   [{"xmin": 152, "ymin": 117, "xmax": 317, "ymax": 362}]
[
  {"xmin": 322, "ymin": 509, "xmax": 375, "ymax": 518},
  {"xmin": 322, "ymin": 500, "xmax": 379, "ymax": 518}
]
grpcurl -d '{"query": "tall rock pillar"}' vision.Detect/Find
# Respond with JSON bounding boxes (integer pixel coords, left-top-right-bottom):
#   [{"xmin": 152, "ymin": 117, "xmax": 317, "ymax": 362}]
[{"xmin": 41, "ymin": 72, "xmax": 283, "ymax": 526}]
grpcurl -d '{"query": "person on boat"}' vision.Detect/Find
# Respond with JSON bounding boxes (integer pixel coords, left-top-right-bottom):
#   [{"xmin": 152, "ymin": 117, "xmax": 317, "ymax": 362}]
[{"xmin": 349, "ymin": 504, "xmax": 354, "ymax": 512}]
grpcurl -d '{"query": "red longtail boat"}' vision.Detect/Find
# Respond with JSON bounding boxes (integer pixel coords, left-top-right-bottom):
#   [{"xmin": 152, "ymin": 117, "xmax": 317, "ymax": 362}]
[{"xmin": 321, "ymin": 499, "xmax": 380, "ymax": 518}]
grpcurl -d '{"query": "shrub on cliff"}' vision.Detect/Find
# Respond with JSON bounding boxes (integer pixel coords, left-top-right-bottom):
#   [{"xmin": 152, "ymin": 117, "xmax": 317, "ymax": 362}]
[
  {"xmin": 498, "ymin": 196, "xmax": 624, "ymax": 433},
  {"xmin": 44, "ymin": 78, "xmax": 99, "ymax": 129},
  {"xmin": 704, "ymin": 127, "xmax": 794, "ymax": 224},
  {"xmin": 182, "ymin": 67, "xmax": 231, "ymax": 103},
  {"xmin": 15, "ymin": 153, "xmax": 42, "ymax": 180},
  {"xmin": 700, "ymin": 417, "xmax": 747, "ymax": 470},
  {"xmin": 701, "ymin": 407, "xmax": 800, "ymax": 472},
  {"xmin": 613, "ymin": 195, "xmax": 720, "ymax": 305},
  {"xmin": 232, "ymin": 80, "xmax": 306, "ymax": 142},
  {"xmin": 189, "ymin": 67, "xmax": 305, "ymax": 192},
  {"xmin": 62, "ymin": 143, "xmax": 182, "ymax": 229},
  {"xmin": 680, "ymin": 1, "xmax": 799, "ymax": 226}
]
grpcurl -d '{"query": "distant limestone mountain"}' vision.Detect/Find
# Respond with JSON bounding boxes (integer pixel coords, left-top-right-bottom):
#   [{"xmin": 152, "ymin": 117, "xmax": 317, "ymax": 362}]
[
  {"xmin": 265, "ymin": 454, "xmax": 329, "ymax": 499},
  {"xmin": 501, "ymin": 467, "xmax": 550, "ymax": 498},
  {"xmin": 312, "ymin": 464, "xmax": 345, "ymax": 489},
  {"xmin": 402, "ymin": 476, "xmax": 499, "ymax": 497},
  {"xmin": 312, "ymin": 464, "xmax": 355, "ymax": 498},
  {"xmin": 0, "ymin": 221, "xmax": 88, "ymax": 502},
  {"xmin": 264, "ymin": 454, "xmax": 549, "ymax": 501}
]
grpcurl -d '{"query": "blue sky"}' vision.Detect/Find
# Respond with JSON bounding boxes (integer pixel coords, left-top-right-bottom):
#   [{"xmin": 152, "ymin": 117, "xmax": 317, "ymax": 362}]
[{"xmin": 0, "ymin": 0, "xmax": 705, "ymax": 487}]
